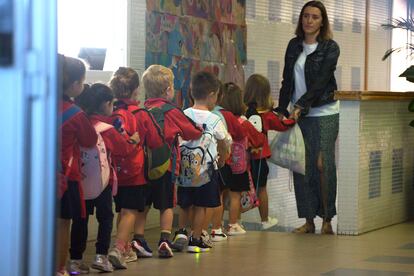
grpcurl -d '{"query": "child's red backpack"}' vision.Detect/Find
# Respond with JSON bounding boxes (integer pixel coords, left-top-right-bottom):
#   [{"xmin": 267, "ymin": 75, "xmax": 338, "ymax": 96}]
[
  {"xmin": 58, "ymin": 104, "xmax": 82, "ymax": 198},
  {"xmin": 112, "ymin": 102, "xmax": 146, "ymax": 182},
  {"xmin": 230, "ymin": 117, "xmax": 249, "ymax": 174}
]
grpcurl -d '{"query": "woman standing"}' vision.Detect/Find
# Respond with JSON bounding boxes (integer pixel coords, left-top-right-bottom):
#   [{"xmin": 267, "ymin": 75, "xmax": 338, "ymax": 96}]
[{"xmin": 275, "ymin": 1, "xmax": 340, "ymax": 234}]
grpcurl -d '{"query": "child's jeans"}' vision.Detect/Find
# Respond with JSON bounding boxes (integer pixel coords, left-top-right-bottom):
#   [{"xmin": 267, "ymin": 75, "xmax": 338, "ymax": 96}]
[{"xmin": 69, "ymin": 186, "xmax": 114, "ymax": 259}]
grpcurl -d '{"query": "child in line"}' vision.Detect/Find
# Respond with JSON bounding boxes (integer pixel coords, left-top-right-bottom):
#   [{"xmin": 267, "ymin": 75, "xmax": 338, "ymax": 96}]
[
  {"xmin": 243, "ymin": 74, "xmax": 294, "ymax": 230},
  {"xmin": 176, "ymin": 71, "xmax": 231, "ymax": 253},
  {"xmin": 107, "ymin": 67, "xmax": 164, "ymax": 269},
  {"xmin": 135, "ymin": 64, "xmax": 202, "ymax": 257},
  {"xmin": 202, "ymin": 83, "xmax": 246, "ymax": 243},
  {"xmin": 57, "ymin": 56, "xmax": 98, "ymax": 276},
  {"xmin": 220, "ymin": 82, "xmax": 267, "ymax": 235},
  {"xmin": 66, "ymin": 83, "xmax": 140, "ymax": 274}
]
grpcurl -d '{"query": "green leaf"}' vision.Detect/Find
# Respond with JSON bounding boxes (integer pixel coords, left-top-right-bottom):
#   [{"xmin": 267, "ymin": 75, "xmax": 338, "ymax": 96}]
[
  {"xmin": 410, "ymin": 120, "xmax": 414, "ymax": 128},
  {"xmin": 409, "ymin": 99, "xmax": 414, "ymax": 112}
]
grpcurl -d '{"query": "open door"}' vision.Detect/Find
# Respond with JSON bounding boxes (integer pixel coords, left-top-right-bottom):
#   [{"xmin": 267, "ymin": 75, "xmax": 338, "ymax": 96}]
[{"xmin": 0, "ymin": 0, "xmax": 58, "ymax": 275}]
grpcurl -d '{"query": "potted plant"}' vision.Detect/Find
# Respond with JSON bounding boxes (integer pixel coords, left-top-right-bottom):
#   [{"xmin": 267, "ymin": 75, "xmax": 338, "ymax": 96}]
[{"xmin": 382, "ymin": 17, "xmax": 414, "ymax": 127}]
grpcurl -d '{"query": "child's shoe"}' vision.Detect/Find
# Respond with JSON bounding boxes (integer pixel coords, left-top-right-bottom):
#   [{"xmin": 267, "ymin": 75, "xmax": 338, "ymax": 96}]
[
  {"xmin": 66, "ymin": 259, "xmax": 89, "ymax": 274},
  {"xmin": 210, "ymin": 228, "xmax": 228, "ymax": 242},
  {"xmin": 158, "ymin": 239, "xmax": 174, "ymax": 258},
  {"xmin": 187, "ymin": 236, "xmax": 210, "ymax": 253},
  {"xmin": 172, "ymin": 228, "xmax": 188, "ymax": 252},
  {"xmin": 108, "ymin": 246, "xmax": 127, "ymax": 269},
  {"xmin": 201, "ymin": 229, "xmax": 213, "ymax": 248},
  {"xmin": 123, "ymin": 243, "xmax": 138, "ymax": 263},
  {"xmin": 261, "ymin": 216, "xmax": 278, "ymax": 230},
  {"xmin": 91, "ymin": 254, "xmax": 114, "ymax": 272},
  {"xmin": 227, "ymin": 223, "xmax": 247, "ymax": 236},
  {"xmin": 131, "ymin": 239, "xmax": 153, "ymax": 258},
  {"xmin": 56, "ymin": 269, "xmax": 69, "ymax": 276}
]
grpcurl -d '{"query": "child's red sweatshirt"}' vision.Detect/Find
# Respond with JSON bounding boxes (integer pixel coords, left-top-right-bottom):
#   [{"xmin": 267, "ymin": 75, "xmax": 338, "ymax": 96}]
[
  {"xmin": 112, "ymin": 99, "xmax": 164, "ymax": 186},
  {"xmin": 251, "ymin": 110, "xmax": 289, "ymax": 160},
  {"xmin": 89, "ymin": 114, "xmax": 138, "ymax": 190},
  {"xmin": 60, "ymin": 98, "xmax": 98, "ymax": 183},
  {"xmin": 144, "ymin": 98, "xmax": 203, "ymax": 175}
]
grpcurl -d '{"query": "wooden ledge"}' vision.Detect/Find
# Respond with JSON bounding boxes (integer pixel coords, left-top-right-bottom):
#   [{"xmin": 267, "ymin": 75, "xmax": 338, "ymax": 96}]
[{"xmin": 334, "ymin": 91, "xmax": 414, "ymax": 101}]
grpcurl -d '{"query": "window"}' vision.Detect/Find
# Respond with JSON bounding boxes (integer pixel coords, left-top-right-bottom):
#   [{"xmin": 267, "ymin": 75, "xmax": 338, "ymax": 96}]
[
  {"xmin": 392, "ymin": 148, "xmax": 403, "ymax": 194},
  {"xmin": 58, "ymin": 0, "xmax": 127, "ymax": 71},
  {"xmin": 267, "ymin": 61, "xmax": 280, "ymax": 100},
  {"xmin": 246, "ymin": 0, "xmax": 256, "ymax": 19},
  {"xmin": 369, "ymin": 151, "xmax": 382, "ymax": 199},
  {"xmin": 244, "ymin": 59, "xmax": 255, "ymax": 80},
  {"xmin": 333, "ymin": 0, "xmax": 344, "ymax": 31},
  {"xmin": 351, "ymin": 67, "xmax": 361, "ymax": 90},
  {"xmin": 268, "ymin": 0, "xmax": 282, "ymax": 22}
]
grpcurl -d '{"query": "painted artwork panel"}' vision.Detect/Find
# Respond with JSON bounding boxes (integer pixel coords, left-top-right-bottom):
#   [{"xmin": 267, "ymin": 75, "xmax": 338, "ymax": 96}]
[
  {"xmin": 183, "ymin": 0, "xmax": 211, "ymax": 19},
  {"xmin": 200, "ymin": 21, "xmax": 222, "ymax": 63}
]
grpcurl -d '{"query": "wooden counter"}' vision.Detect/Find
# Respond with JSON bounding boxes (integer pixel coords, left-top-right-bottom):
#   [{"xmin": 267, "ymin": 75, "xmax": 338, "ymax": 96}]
[{"xmin": 335, "ymin": 91, "xmax": 414, "ymax": 101}]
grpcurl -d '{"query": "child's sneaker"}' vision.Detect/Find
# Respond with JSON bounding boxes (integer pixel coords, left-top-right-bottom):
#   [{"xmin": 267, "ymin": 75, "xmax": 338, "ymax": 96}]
[
  {"xmin": 187, "ymin": 236, "xmax": 210, "ymax": 253},
  {"xmin": 108, "ymin": 247, "xmax": 127, "ymax": 269},
  {"xmin": 66, "ymin": 259, "xmax": 89, "ymax": 274},
  {"xmin": 123, "ymin": 244, "xmax": 138, "ymax": 263},
  {"xmin": 56, "ymin": 269, "xmax": 69, "ymax": 276},
  {"xmin": 210, "ymin": 228, "xmax": 228, "ymax": 242},
  {"xmin": 227, "ymin": 223, "xmax": 247, "ymax": 236},
  {"xmin": 131, "ymin": 239, "xmax": 153, "ymax": 258},
  {"xmin": 91, "ymin": 254, "xmax": 114, "ymax": 272},
  {"xmin": 158, "ymin": 239, "xmax": 174, "ymax": 258},
  {"xmin": 261, "ymin": 216, "xmax": 278, "ymax": 230},
  {"xmin": 172, "ymin": 228, "xmax": 188, "ymax": 252},
  {"xmin": 201, "ymin": 229, "xmax": 213, "ymax": 248}
]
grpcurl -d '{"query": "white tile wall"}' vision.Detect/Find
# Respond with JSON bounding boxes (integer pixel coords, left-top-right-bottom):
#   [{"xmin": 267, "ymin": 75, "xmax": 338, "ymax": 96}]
[{"xmin": 337, "ymin": 99, "xmax": 414, "ymax": 235}]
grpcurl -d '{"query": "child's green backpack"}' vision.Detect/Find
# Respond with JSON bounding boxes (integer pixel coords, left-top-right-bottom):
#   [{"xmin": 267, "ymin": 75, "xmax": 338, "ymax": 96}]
[{"xmin": 146, "ymin": 103, "xmax": 177, "ymax": 180}]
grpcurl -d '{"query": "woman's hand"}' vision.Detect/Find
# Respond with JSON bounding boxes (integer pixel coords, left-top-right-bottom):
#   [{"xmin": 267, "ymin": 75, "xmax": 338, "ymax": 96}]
[{"xmin": 289, "ymin": 108, "xmax": 302, "ymax": 121}]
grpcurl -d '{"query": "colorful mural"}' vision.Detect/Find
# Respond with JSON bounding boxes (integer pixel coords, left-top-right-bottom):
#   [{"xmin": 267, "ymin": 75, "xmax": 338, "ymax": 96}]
[{"xmin": 146, "ymin": 0, "xmax": 246, "ymax": 108}]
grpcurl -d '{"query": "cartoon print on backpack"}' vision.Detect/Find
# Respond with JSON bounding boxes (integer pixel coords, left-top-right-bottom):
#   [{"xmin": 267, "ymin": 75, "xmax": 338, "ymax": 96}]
[
  {"xmin": 179, "ymin": 130, "xmax": 215, "ymax": 187},
  {"xmin": 245, "ymin": 102, "xmax": 263, "ymax": 133}
]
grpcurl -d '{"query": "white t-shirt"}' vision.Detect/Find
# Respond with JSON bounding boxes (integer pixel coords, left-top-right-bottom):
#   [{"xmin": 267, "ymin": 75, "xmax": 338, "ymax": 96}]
[
  {"xmin": 293, "ymin": 42, "xmax": 339, "ymax": 117},
  {"xmin": 184, "ymin": 108, "xmax": 230, "ymax": 168}
]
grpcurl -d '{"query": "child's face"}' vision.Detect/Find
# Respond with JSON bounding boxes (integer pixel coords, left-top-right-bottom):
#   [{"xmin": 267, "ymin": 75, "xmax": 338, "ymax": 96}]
[
  {"xmin": 100, "ymin": 100, "xmax": 114, "ymax": 116},
  {"xmin": 66, "ymin": 76, "xmax": 85, "ymax": 98}
]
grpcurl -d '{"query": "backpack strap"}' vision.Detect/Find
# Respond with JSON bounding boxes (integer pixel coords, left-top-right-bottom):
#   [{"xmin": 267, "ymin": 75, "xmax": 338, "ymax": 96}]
[
  {"xmin": 95, "ymin": 121, "xmax": 114, "ymax": 133},
  {"xmin": 62, "ymin": 104, "xmax": 82, "ymax": 125}
]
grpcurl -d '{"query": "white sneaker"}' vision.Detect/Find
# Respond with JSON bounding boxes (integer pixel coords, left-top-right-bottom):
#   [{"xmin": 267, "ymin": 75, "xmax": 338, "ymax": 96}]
[
  {"xmin": 210, "ymin": 228, "xmax": 227, "ymax": 242},
  {"xmin": 201, "ymin": 229, "xmax": 214, "ymax": 248},
  {"xmin": 108, "ymin": 247, "xmax": 127, "ymax": 269},
  {"xmin": 91, "ymin": 254, "xmax": 114, "ymax": 272},
  {"xmin": 56, "ymin": 269, "xmax": 69, "ymax": 276},
  {"xmin": 124, "ymin": 246, "xmax": 138, "ymax": 263},
  {"xmin": 261, "ymin": 216, "xmax": 278, "ymax": 230},
  {"xmin": 227, "ymin": 223, "xmax": 247, "ymax": 236},
  {"xmin": 66, "ymin": 259, "xmax": 89, "ymax": 274}
]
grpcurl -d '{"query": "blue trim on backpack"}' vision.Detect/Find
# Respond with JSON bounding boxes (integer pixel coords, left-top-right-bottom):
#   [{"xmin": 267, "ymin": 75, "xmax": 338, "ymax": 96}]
[{"xmin": 62, "ymin": 105, "xmax": 82, "ymax": 124}]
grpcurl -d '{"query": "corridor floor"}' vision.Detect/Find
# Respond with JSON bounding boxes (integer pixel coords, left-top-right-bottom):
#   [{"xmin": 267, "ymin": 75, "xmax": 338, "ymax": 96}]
[{"xmin": 84, "ymin": 222, "xmax": 414, "ymax": 275}]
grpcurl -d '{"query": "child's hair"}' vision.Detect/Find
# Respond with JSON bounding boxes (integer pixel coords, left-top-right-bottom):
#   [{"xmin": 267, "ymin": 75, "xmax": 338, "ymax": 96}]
[
  {"xmin": 220, "ymin": 82, "xmax": 246, "ymax": 116},
  {"xmin": 243, "ymin": 74, "xmax": 273, "ymax": 111},
  {"xmin": 191, "ymin": 71, "xmax": 220, "ymax": 100},
  {"xmin": 62, "ymin": 56, "xmax": 86, "ymax": 91},
  {"xmin": 142, "ymin": 64, "xmax": 174, "ymax": 99},
  {"xmin": 109, "ymin": 67, "xmax": 139, "ymax": 99},
  {"xmin": 75, "ymin": 83, "xmax": 114, "ymax": 115}
]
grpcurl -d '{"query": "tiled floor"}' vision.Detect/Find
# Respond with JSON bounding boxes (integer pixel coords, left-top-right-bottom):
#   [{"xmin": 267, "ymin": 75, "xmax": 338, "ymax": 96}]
[{"xmin": 84, "ymin": 222, "xmax": 414, "ymax": 276}]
